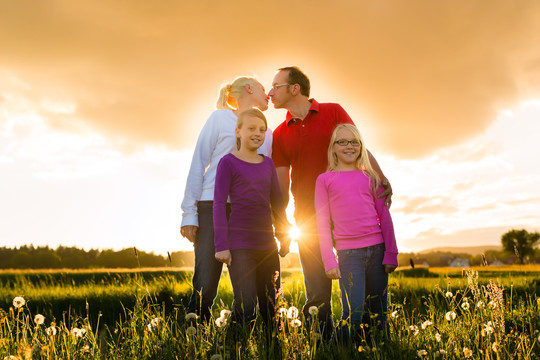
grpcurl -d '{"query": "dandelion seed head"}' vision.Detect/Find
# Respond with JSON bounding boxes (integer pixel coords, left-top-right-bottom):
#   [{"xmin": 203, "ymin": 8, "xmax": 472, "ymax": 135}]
[
  {"xmin": 435, "ymin": 333, "xmax": 442, "ymax": 342},
  {"xmin": 445, "ymin": 291, "xmax": 453, "ymax": 298},
  {"xmin": 215, "ymin": 317, "xmax": 227, "ymax": 328},
  {"xmin": 417, "ymin": 349, "xmax": 427, "ymax": 356},
  {"xmin": 278, "ymin": 307, "xmax": 288, "ymax": 317},
  {"xmin": 391, "ymin": 310, "xmax": 399, "ymax": 318},
  {"xmin": 186, "ymin": 326, "xmax": 197, "ymax": 336},
  {"xmin": 70, "ymin": 328, "xmax": 86, "ymax": 338},
  {"xmin": 45, "ymin": 326, "xmax": 57, "ymax": 336},
  {"xmin": 421, "ymin": 320, "xmax": 432, "ymax": 329},
  {"xmin": 308, "ymin": 306, "xmax": 318, "ymax": 316},
  {"xmin": 461, "ymin": 302, "xmax": 470, "ymax": 310},
  {"xmin": 220, "ymin": 309, "xmax": 231, "ymax": 318},
  {"xmin": 12, "ymin": 297, "xmax": 25, "ymax": 309},
  {"xmin": 445, "ymin": 311, "xmax": 456, "ymax": 321},
  {"xmin": 34, "ymin": 314, "xmax": 45, "ymax": 325},
  {"xmin": 287, "ymin": 306, "xmax": 299, "ymax": 319},
  {"xmin": 185, "ymin": 313, "xmax": 198, "ymax": 321},
  {"xmin": 477, "ymin": 301, "xmax": 485, "ymax": 308},
  {"xmin": 290, "ymin": 319, "xmax": 302, "ymax": 328}
]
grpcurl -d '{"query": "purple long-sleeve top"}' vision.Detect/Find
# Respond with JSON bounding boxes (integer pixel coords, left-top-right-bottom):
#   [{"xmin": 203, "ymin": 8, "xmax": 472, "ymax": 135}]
[
  {"xmin": 213, "ymin": 153, "xmax": 289, "ymax": 252},
  {"xmin": 315, "ymin": 170, "xmax": 398, "ymax": 272}
]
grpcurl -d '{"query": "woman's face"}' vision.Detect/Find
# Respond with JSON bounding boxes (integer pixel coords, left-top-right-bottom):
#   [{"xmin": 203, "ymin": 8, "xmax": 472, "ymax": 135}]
[{"xmin": 250, "ymin": 81, "xmax": 269, "ymax": 111}]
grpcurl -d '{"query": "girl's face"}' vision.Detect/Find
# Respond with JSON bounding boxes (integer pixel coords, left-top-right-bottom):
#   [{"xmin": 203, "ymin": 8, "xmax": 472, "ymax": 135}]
[
  {"xmin": 236, "ymin": 116, "xmax": 266, "ymax": 151},
  {"xmin": 333, "ymin": 127, "xmax": 361, "ymax": 167}
]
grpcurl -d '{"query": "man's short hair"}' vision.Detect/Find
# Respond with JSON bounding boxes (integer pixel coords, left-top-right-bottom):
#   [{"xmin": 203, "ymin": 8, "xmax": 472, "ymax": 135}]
[{"xmin": 279, "ymin": 66, "xmax": 310, "ymax": 97}]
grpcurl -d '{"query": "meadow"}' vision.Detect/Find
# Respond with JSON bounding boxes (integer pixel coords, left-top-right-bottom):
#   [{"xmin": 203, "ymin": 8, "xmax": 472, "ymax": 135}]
[{"xmin": 0, "ymin": 266, "xmax": 539, "ymax": 359}]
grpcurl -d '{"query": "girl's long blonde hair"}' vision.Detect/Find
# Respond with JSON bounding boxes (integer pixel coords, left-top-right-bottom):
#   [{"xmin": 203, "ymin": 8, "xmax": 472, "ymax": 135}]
[
  {"xmin": 216, "ymin": 76, "xmax": 258, "ymax": 110},
  {"xmin": 327, "ymin": 124, "xmax": 380, "ymax": 194}
]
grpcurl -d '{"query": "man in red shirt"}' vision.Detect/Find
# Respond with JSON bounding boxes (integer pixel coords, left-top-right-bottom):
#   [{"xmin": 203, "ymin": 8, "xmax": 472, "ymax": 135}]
[{"xmin": 270, "ymin": 66, "xmax": 392, "ymax": 337}]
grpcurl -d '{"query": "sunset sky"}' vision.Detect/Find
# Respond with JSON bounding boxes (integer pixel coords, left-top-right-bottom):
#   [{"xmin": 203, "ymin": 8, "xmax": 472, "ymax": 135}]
[{"xmin": 1, "ymin": 0, "xmax": 539, "ymax": 255}]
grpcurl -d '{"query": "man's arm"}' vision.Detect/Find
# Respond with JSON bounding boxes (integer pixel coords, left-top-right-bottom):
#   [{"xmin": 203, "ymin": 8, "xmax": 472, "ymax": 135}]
[
  {"xmin": 367, "ymin": 150, "xmax": 393, "ymax": 207},
  {"xmin": 275, "ymin": 166, "xmax": 290, "ymax": 207}
]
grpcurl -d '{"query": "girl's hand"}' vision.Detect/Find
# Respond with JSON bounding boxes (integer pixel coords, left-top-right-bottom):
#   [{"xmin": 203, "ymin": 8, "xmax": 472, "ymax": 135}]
[
  {"xmin": 215, "ymin": 250, "xmax": 232, "ymax": 266},
  {"xmin": 278, "ymin": 242, "xmax": 290, "ymax": 257},
  {"xmin": 384, "ymin": 264, "xmax": 397, "ymax": 274},
  {"xmin": 325, "ymin": 267, "xmax": 341, "ymax": 279}
]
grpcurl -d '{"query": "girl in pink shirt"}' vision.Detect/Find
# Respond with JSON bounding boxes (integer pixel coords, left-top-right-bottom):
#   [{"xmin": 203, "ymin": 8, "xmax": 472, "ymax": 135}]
[{"xmin": 314, "ymin": 124, "xmax": 398, "ymax": 341}]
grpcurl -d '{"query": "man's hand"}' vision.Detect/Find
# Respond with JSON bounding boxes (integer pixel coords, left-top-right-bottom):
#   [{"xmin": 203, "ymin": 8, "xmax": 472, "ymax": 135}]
[
  {"xmin": 384, "ymin": 264, "xmax": 397, "ymax": 274},
  {"xmin": 278, "ymin": 240, "xmax": 290, "ymax": 257},
  {"xmin": 181, "ymin": 225, "xmax": 198, "ymax": 243},
  {"xmin": 325, "ymin": 267, "xmax": 341, "ymax": 279},
  {"xmin": 378, "ymin": 178, "xmax": 393, "ymax": 207},
  {"xmin": 215, "ymin": 250, "xmax": 232, "ymax": 266}
]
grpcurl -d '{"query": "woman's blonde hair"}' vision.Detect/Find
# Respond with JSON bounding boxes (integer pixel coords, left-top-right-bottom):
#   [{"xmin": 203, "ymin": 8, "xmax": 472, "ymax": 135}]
[
  {"xmin": 216, "ymin": 76, "xmax": 258, "ymax": 110},
  {"xmin": 236, "ymin": 108, "xmax": 267, "ymax": 150},
  {"xmin": 327, "ymin": 124, "xmax": 380, "ymax": 193}
]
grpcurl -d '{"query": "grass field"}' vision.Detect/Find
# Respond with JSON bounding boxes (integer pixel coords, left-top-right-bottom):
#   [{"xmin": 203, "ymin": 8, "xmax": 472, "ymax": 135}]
[{"xmin": 0, "ymin": 266, "xmax": 539, "ymax": 359}]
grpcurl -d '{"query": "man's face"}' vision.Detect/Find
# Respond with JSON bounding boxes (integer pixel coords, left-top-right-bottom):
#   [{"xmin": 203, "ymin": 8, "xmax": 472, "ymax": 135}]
[{"xmin": 268, "ymin": 70, "xmax": 292, "ymax": 109}]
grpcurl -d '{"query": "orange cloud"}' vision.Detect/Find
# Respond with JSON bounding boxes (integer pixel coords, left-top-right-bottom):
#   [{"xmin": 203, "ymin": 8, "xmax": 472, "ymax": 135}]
[{"xmin": 1, "ymin": 0, "xmax": 540, "ymax": 157}]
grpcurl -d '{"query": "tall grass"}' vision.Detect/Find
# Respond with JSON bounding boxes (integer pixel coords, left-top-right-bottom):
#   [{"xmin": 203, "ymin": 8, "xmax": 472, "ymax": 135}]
[{"xmin": 0, "ymin": 267, "xmax": 539, "ymax": 359}]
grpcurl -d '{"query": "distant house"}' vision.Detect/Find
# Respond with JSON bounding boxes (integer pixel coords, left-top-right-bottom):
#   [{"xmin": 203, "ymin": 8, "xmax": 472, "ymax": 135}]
[
  {"xmin": 421, "ymin": 261, "xmax": 430, "ymax": 267},
  {"xmin": 449, "ymin": 257, "xmax": 470, "ymax": 268}
]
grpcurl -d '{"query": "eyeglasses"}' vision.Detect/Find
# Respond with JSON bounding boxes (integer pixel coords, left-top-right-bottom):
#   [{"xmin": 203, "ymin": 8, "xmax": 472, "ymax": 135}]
[
  {"xmin": 334, "ymin": 139, "xmax": 361, "ymax": 147},
  {"xmin": 271, "ymin": 83, "xmax": 291, "ymax": 90}
]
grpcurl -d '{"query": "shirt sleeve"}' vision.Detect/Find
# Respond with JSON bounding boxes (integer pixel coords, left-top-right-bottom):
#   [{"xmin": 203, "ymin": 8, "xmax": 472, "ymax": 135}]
[
  {"xmin": 271, "ymin": 125, "xmax": 290, "ymax": 169},
  {"xmin": 213, "ymin": 157, "xmax": 232, "ymax": 252},
  {"xmin": 315, "ymin": 175, "xmax": 339, "ymax": 272},
  {"xmin": 334, "ymin": 104, "xmax": 355, "ymax": 126},
  {"xmin": 269, "ymin": 160, "xmax": 290, "ymax": 239},
  {"xmin": 373, "ymin": 185, "xmax": 399, "ymax": 266},
  {"xmin": 180, "ymin": 111, "xmax": 221, "ymax": 227}
]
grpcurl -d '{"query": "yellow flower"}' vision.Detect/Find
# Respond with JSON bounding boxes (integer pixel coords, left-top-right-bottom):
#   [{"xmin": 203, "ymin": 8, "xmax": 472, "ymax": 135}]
[
  {"xmin": 463, "ymin": 347, "xmax": 473, "ymax": 358},
  {"xmin": 358, "ymin": 346, "xmax": 364, "ymax": 352}
]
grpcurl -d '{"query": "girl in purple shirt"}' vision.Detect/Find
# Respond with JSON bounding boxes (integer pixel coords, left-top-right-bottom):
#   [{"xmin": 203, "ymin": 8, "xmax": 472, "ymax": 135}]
[
  {"xmin": 214, "ymin": 108, "xmax": 290, "ymax": 329},
  {"xmin": 315, "ymin": 124, "xmax": 398, "ymax": 341}
]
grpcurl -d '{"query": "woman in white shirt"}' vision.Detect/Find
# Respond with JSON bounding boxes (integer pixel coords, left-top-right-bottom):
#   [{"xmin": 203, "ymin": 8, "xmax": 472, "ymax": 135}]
[{"xmin": 180, "ymin": 76, "xmax": 272, "ymax": 322}]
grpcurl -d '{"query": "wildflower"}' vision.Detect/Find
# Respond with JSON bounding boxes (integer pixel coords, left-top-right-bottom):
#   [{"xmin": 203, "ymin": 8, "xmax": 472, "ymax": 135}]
[
  {"xmin": 210, "ymin": 355, "xmax": 223, "ymax": 360},
  {"xmin": 308, "ymin": 306, "xmax": 318, "ymax": 316},
  {"xmin": 358, "ymin": 346, "xmax": 364, "ymax": 352},
  {"xmin": 488, "ymin": 301, "xmax": 496, "ymax": 309},
  {"xmin": 278, "ymin": 307, "xmax": 288, "ymax": 317},
  {"xmin": 290, "ymin": 319, "xmax": 302, "ymax": 328},
  {"xmin": 4, "ymin": 356, "xmax": 20, "ymax": 360},
  {"xmin": 34, "ymin": 314, "xmax": 45, "ymax": 325},
  {"xmin": 151, "ymin": 317, "xmax": 160, "ymax": 327},
  {"xmin": 220, "ymin": 309, "xmax": 231, "ymax": 318},
  {"xmin": 435, "ymin": 349, "xmax": 447, "ymax": 357},
  {"xmin": 445, "ymin": 311, "xmax": 456, "ymax": 321},
  {"xmin": 45, "ymin": 326, "xmax": 57, "ymax": 336},
  {"xmin": 463, "ymin": 347, "xmax": 473, "ymax": 358},
  {"xmin": 391, "ymin": 310, "xmax": 399, "ymax": 318},
  {"xmin": 481, "ymin": 322, "xmax": 494, "ymax": 336},
  {"xmin": 70, "ymin": 328, "xmax": 86, "ymax": 338},
  {"xmin": 492, "ymin": 342, "xmax": 498, "ymax": 352},
  {"xmin": 445, "ymin": 291, "xmax": 453, "ymax": 298},
  {"xmin": 421, "ymin": 320, "xmax": 432, "ymax": 329},
  {"xmin": 409, "ymin": 325, "xmax": 419, "ymax": 336},
  {"xmin": 82, "ymin": 345, "xmax": 90, "ymax": 353},
  {"xmin": 287, "ymin": 306, "xmax": 299, "ymax": 319},
  {"xmin": 215, "ymin": 317, "xmax": 227, "ymax": 328},
  {"xmin": 435, "ymin": 333, "xmax": 442, "ymax": 342},
  {"xmin": 12, "ymin": 297, "xmax": 25, "ymax": 309},
  {"xmin": 185, "ymin": 313, "xmax": 198, "ymax": 321},
  {"xmin": 461, "ymin": 301, "xmax": 470, "ymax": 310},
  {"xmin": 477, "ymin": 301, "xmax": 485, "ymax": 308},
  {"xmin": 417, "ymin": 349, "xmax": 428, "ymax": 357},
  {"xmin": 186, "ymin": 326, "xmax": 197, "ymax": 336},
  {"xmin": 536, "ymin": 297, "xmax": 540, "ymax": 306}
]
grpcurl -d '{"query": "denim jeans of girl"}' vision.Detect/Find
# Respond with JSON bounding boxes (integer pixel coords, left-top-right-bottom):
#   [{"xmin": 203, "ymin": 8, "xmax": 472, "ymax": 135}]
[{"xmin": 337, "ymin": 243, "xmax": 388, "ymax": 341}]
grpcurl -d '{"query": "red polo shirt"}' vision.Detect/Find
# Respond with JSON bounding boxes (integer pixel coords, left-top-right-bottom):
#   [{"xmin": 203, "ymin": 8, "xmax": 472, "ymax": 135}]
[{"xmin": 272, "ymin": 99, "xmax": 355, "ymax": 220}]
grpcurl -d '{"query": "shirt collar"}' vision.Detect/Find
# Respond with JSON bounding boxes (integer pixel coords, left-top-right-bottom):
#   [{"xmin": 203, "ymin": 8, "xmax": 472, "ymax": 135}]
[{"xmin": 286, "ymin": 99, "xmax": 320, "ymax": 125}]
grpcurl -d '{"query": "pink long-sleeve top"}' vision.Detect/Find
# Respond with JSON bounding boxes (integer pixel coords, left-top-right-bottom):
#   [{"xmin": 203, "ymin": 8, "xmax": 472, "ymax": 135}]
[{"xmin": 314, "ymin": 170, "xmax": 398, "ymax": 272}]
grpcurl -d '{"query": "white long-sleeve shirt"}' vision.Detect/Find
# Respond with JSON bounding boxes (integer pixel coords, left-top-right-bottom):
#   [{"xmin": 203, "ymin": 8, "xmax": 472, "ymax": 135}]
[{"xmin": 181, "ymin": 109, "xmax": 272, "ymax": 227}]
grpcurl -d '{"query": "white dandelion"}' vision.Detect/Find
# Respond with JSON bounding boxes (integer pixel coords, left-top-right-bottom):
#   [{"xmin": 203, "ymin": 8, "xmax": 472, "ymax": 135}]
[
  {"xmin": 278, "ymin": 307, "xmax": 288, "ymax": 317},
  {"xmin": 215, "ymin": 317, "xmax": 227, "ymax": 328},
  {"xmin": 220, "ymin": 309, "xmax": 231, "ymax": 318},
  {"xmin": 417, "ymin": 349, "xmax": 427, "ymax": 356},
  {"xmin": 34, "ymin": 314, "xmax": 45, "ymax": 325},
  {"xmin": 308, "ymin": 306, "xmax": 319, "ymax": 316},
  {"xmin": 435, "ymin": 333, "xmax": 442, "ymax": 342},
  {"xmin": 287, "ymin": 306, "xmax": 299, "ymax": 319},
  {"xmin": 445, "ymin": 291, "xmax": 453, "ymax": 298},
  {"xmin": 186, "ymin": 326, "xmax": 197, "ymax": 336},
  {"xmin": 290, "ymin": 319, "xmax": 302, "ymax": 328},
  {"xmin": 461, "ymin": 302, "xmax": 470, "ymax": 310},
  {"xmin": 70, "ymin": 328, "xmax": 86, "ymax": 338},
  {"xmin": 45, "ymin": 326, "xmax": 57, "ymax": 336},
  {"xmin": 185, "ymin": 313, "xmax": 198, "ymax": 321},
  {"xmin": 492, "ymin": 342, "xmax": 499, "ymax": 352},
  {"xmin": 12, "ymin": 297, "xmax": 25, "ymax": 309},
  {"xmin": 445, "ymin": 311, "xmax": 456, "ymax": 321},
  {"xmin": 476, "ymin": 301, "xmax": 485, "ymax": 308},
  {"xmin": 421, "ymin": 320, "xmax": 432, "ymax": 329}
]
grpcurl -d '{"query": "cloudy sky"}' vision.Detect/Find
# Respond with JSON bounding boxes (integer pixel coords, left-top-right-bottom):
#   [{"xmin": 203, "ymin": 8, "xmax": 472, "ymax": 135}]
[{"xmin": 1, "ymin": 0, "xmax": 539, "ymax": 255}]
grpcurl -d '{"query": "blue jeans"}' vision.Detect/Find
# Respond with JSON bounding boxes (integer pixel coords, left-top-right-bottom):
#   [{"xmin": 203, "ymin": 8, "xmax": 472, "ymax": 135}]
[
  {"xmin": 296, "ymin": 217, "xmax": 333, "ymax": 335},
  {"xmin": 337, "ymin": 243, "xmax": 388, "ymax": 337},
  {"xmin": 228, "ymin": 248, "xmax": 280, "ymax": 327},
  {"xmin": 187, "ymin": 201, "xmax": 230, "ymax": 322}
]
